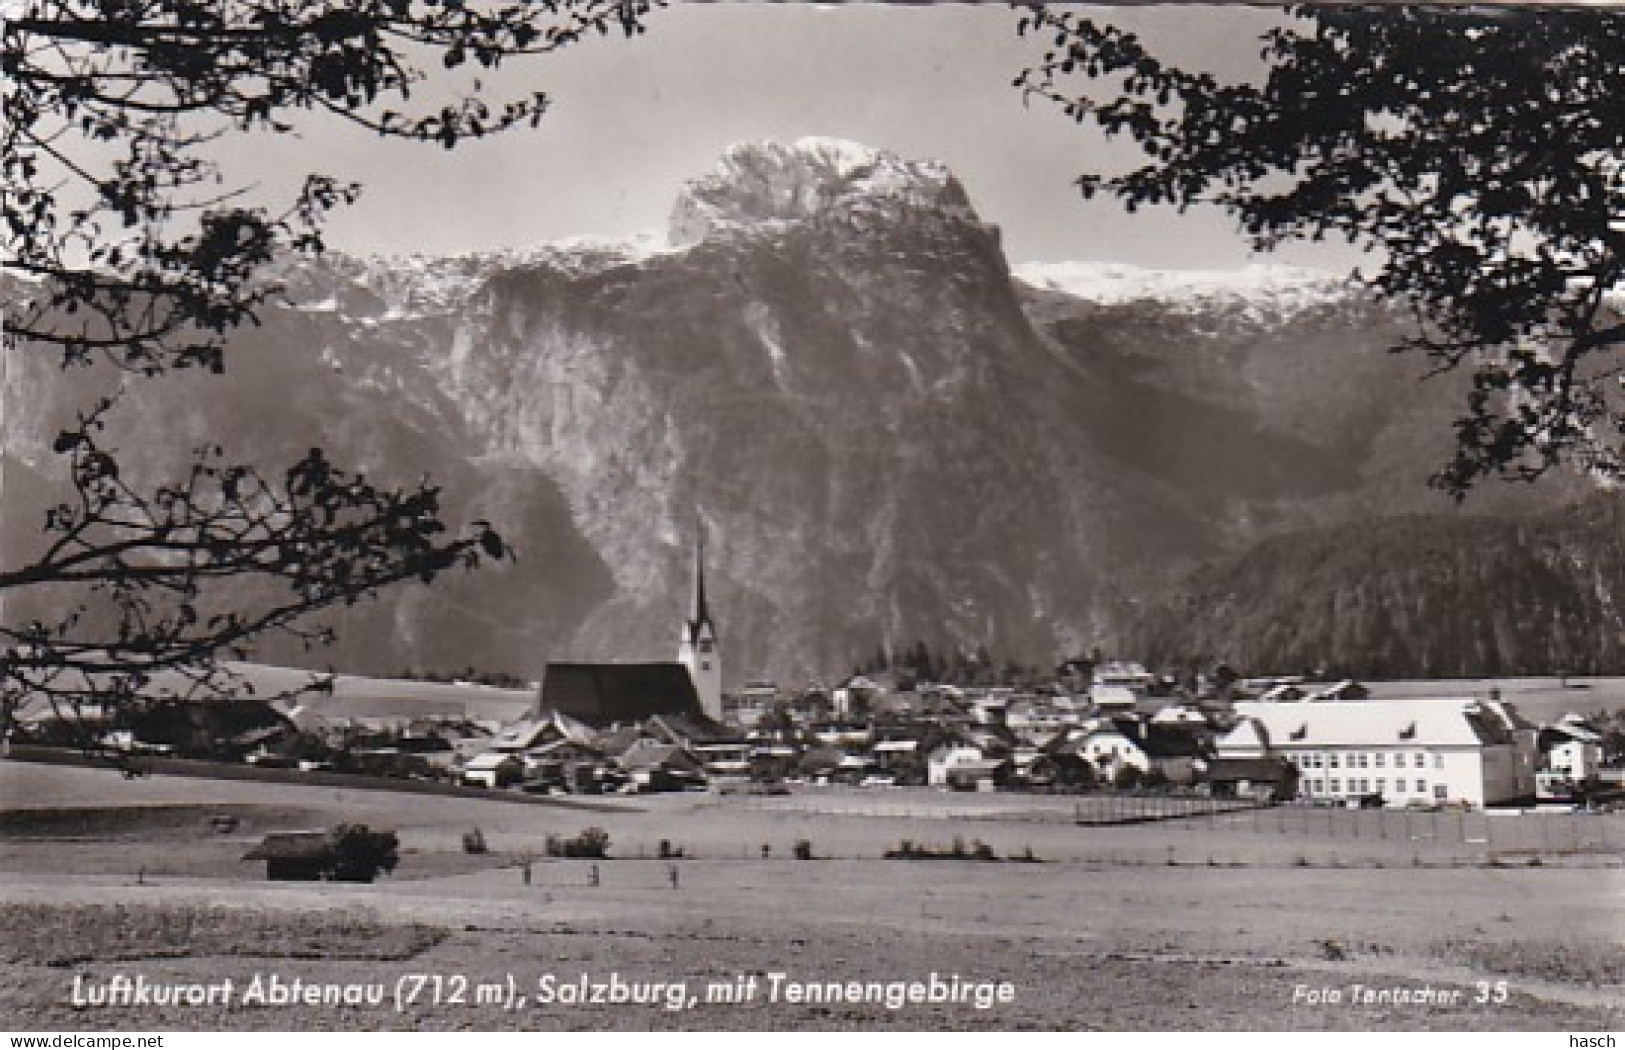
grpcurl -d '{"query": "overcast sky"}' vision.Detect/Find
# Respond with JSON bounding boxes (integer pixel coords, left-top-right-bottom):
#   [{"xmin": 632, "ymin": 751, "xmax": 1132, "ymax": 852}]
[{"xmin": 231, "ymin": 3, "xmax": 1366, "ymax": 272}]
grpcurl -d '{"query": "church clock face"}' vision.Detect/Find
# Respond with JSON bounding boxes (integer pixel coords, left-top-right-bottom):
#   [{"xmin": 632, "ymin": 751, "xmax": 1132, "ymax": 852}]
[{"xmin": 699, "ymin": 639, "xmax": 714, "ymax": 654}]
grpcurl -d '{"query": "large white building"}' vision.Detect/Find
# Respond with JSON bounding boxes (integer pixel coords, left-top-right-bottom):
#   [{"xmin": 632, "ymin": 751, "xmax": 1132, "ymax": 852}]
[{"xmin": 1217, "ymin": 699, "xmax": 1538, "ymax": 807}]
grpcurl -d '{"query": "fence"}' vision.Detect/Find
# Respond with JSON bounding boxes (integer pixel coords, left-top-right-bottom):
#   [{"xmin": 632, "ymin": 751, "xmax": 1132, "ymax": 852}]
[{"xmin": 727, "ymin": 788, "xmax": 1623, "ymax": 863}]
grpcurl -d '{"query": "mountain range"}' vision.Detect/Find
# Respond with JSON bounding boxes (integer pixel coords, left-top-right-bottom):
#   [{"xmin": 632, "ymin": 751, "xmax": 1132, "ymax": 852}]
[{"xmin": 3, "ymin": 137, "xmax": 1615, "ymax": 685}]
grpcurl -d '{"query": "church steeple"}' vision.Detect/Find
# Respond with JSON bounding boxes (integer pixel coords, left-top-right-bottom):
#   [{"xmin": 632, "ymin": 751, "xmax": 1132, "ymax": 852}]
[
  {"xmin": 685, "ymin": 533, "xmax": 715, "ymax": 645},
  {"xmin": 677, "ymin": 526, "xmax": 722, "ymax": 721}
]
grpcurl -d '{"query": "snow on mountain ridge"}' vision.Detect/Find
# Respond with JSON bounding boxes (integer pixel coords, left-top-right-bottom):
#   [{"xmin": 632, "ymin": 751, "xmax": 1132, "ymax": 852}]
[{"xmin": 1013, "ymin": 260, "xmax": 1356, "ymax": 318}]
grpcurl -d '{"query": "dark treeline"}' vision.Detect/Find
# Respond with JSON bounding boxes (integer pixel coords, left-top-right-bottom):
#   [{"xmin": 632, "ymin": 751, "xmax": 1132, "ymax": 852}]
[
  {"xmin": 1127, "ymin": 492, "xmax": 1625, "ymax": 680},
  {"xmin": 852, "ymin": 641, "xmax": 1069, "ymax": 690}
]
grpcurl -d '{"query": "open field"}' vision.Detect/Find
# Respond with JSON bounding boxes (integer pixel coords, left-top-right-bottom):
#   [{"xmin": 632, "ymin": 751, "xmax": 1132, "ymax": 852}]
[
  {"xmin": 209, "ymin": 661, "xmax": 536, "ymax": 724},
  {"xmin": 2, "ymin": 760, "xmax": 1621, "ymax": 1031}
]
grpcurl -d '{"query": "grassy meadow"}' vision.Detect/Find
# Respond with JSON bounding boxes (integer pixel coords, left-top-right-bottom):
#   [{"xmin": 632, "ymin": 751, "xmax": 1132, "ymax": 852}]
[{"xmin": 1, "ymin": 759, "xmax": 1620, "ymax": 1031}]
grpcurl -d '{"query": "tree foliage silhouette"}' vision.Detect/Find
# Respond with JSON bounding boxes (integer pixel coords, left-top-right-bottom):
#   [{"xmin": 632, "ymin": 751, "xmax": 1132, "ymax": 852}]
[
  {"xmin": 1014, "ymin": 4, "xmax": 1625, "ymax": 495},
  {"xmin": 2, "ymin": 1, "xmax": 655, "ymax": 756}
]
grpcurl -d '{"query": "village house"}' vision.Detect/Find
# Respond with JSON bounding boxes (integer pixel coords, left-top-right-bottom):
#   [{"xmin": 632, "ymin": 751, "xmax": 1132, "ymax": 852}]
[
  {"xmin": 1139, "ymin": 721, "xmax": 1209, "ymax": 786},
  {"xmin": 1219, "ymin": 699, "xmax": 1538, "ymax": 807},
  {"xmin": 1205, "ymin": 757, "xmax": 1299, "ymax": 802},
  {"xmin": 927, "ymin": 744, "xmax": 987, "ymax": 787},
  {"xmin": 1024, "ymin": 738, "xmax": 1095, "ymax": 789},
  {"xmin": 810, "ymin": 721, "xmax": 873, "ymax": 749},
  {"xmin": 832, "ymin": 676, "xmax": 884, "ymax": 720},
  {"xmin": 1093, "ymin": 660, "xmax": 1156, "ymax": 692},
  {"xmin": 1150, "ymin": 704, "xmax": 1209, "ymax": 726},
  {"xmin": 1088, "ymin": 683, "xmax": 1140, "ymax": 712},
  {"xmin": 458, "ymin": 708, "xmax": 599, "ymax": 787},
  {"xmin": 723, "ymin": 681, "xmax": 780, "ymax": 728},
  {"xmin": 459, "ymin": 750, "xmax": 524, "ymax": 789},
  {"xmin": 967, "ymin": 689, "xmax": 1012, "ymax": 727},
  {"xmin": 790, "ymin": 745, "xmax": 862, "ymax": 784},
  {"xmin": 1538, "ymin": 714, "xmax": 1605, "ymax": 782},
  {"xmin": 642, "ymin": 713, "xmax": 751, "ymax": 777},
  {"xmin": 515, "ymin": 737, "xmax": 612, "ymax": 793},
  {"xmin": 617, "ymin": 739, "xmax": 706, "ymax": 792},
  {"xmin": 1005, "ymin": 699, "xmax": 1081, "ymax": 742},
  {"xmin": 1065, "ymin": 722, "xmax": 1151, "ymax": 782},
  {"xmin": 870, "ymin": 738, "xmax": 921, "ymax": 776},
  {"xmin": 787, "ymin": 685, "xmax": 834, "ymax": 723}
]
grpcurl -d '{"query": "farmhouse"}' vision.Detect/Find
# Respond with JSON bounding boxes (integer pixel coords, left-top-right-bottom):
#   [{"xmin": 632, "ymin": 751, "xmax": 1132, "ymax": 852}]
[{"xmin": 1221, "ymin": 699, "xmax": 1538, "ymax": 807}]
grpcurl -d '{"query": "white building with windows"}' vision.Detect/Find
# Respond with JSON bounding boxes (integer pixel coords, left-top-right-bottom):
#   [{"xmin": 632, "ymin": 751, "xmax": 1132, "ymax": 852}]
[{"xmin": 1217, "ymin": 699, "xmax": 1537, "ymax": 807}]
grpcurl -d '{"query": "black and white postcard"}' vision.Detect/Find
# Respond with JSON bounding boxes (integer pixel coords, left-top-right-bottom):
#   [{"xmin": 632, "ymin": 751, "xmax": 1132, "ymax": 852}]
[{"xmin": 3, "ymin": 1, "xmax": 1622, "ymax": 1036}]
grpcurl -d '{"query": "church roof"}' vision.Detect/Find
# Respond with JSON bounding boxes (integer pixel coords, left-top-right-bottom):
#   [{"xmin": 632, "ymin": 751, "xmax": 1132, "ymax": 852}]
[
  {"xmin": 538, "ymin": 663, "xmax": 701, "ymax": 729},
  {"xmin": 1233, "ymin": 699, "xmax": 1525, "ymax": 749}
]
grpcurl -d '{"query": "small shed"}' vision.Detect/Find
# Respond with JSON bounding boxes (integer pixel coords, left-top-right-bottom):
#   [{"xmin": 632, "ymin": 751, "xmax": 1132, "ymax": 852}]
[
  {"xmin": 243, "ymin": 826, "xmax": 398, "ymax": 882},
  {"xmin": 243, "ymin": 832, "xmax": 335, "ymax": 881}
]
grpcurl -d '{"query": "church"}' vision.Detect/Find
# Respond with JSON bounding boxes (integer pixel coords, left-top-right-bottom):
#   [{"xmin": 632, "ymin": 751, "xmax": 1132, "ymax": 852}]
[{"xmin": 536, "ymin": 535, "xmax": 725, "ymax": 727}]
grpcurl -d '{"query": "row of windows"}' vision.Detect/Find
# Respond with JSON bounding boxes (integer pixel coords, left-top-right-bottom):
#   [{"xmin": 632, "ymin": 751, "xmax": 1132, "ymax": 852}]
[
  {"xmin": 1287, "ymin": 751, "xmax": 1445, "ymax": 771},
  {"xmin": 1306, "ymin": 778, "xmax": 1444, "ymax": 798}
]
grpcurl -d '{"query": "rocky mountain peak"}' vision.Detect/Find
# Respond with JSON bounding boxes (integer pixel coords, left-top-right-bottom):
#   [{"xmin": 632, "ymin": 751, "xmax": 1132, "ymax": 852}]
[{"xmin": 668, "ymin": 137, "xmax": 981, "ymax": 246}]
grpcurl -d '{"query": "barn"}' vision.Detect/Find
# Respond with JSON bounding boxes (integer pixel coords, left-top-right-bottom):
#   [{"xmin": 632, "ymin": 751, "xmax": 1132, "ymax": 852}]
[{"xmin": 243, "ymin": 832, "xmax": 335, "ymax": 881}]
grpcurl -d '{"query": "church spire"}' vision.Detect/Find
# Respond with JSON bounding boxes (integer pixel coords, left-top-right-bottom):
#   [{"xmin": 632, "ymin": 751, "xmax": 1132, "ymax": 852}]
[
  {"xmin": 689, "ymin": 532, "xmax": 713, "ymax": 637},
  {"xmin": 677, "ymin": 521, "xmax": 722, "ymax": 721}
]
